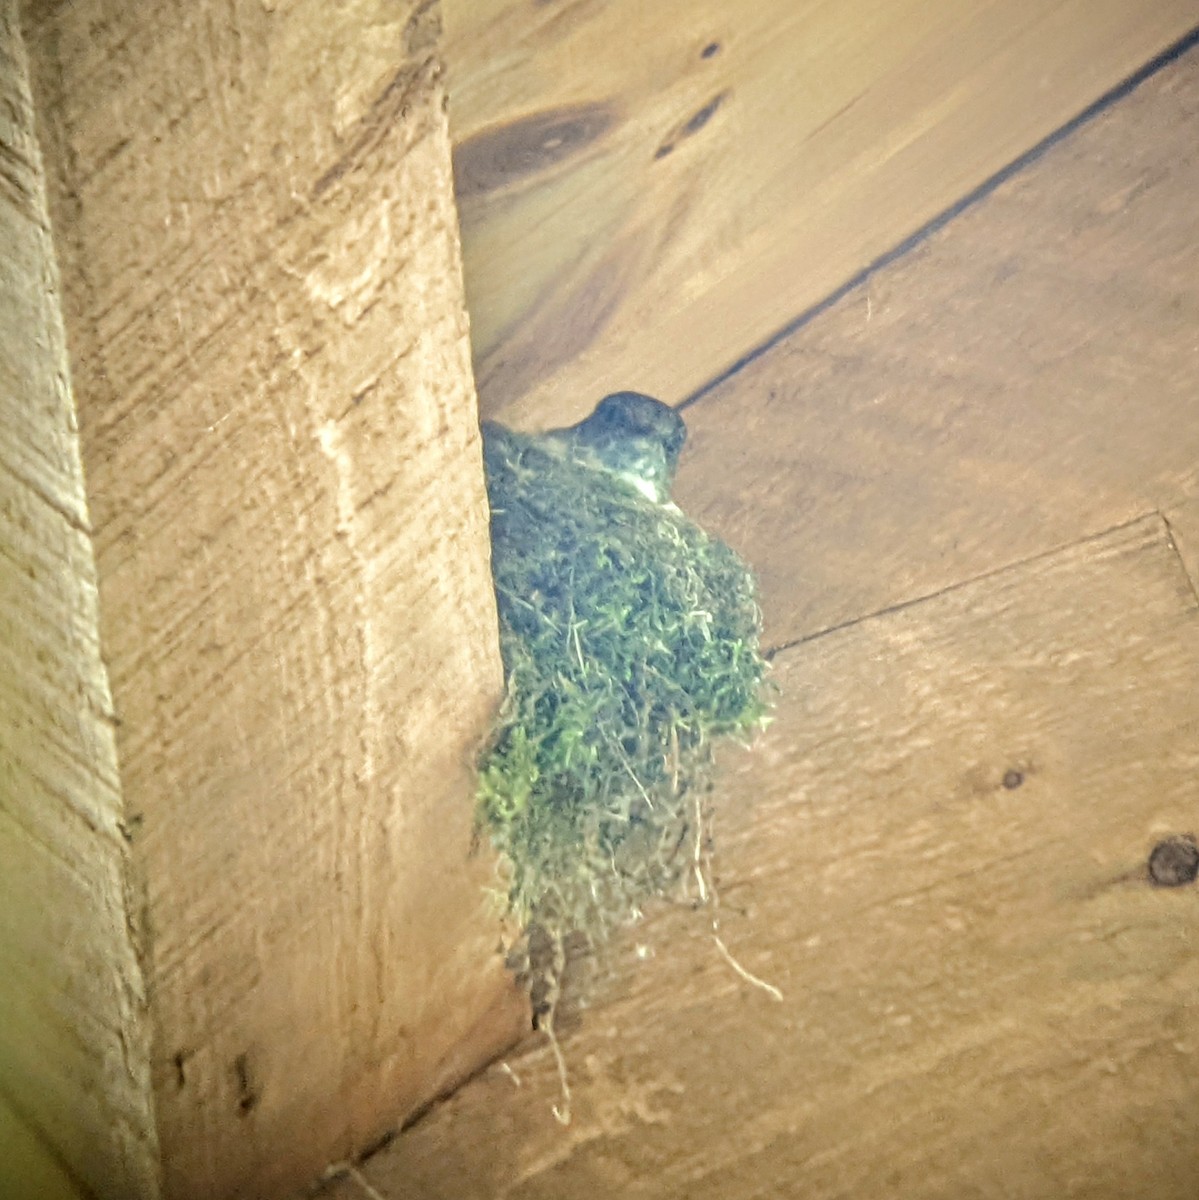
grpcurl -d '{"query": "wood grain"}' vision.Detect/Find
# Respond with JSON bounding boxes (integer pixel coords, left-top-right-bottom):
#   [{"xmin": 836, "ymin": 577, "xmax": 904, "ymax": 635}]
[
  {"xmin": 442, "ymin": 0, "xmax": 1199, "ymax": 425},
  {"xmin": 0, "ymin": 5, "xmax": 158, "ymax": 1196},
  {"xmin": 323, "ymin": 43, "xmax": 1199, "ymax": 1199},
  {"xmin": 348, "ymin": 514, "xmax": 1199, "ymax": 1200},
  {"xmin": 674, "ymin": 41, "xmax": 1199, "ymax": 650},
  {"xmin": 23, "ymin": 2, "xmax": 526, "ymax": 1196}
]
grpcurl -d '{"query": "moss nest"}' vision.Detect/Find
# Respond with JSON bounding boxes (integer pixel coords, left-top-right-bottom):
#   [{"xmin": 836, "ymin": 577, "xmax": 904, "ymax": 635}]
[{"xmin": 477, "ymin": 417, "xmax": 771, "ymax": 965}]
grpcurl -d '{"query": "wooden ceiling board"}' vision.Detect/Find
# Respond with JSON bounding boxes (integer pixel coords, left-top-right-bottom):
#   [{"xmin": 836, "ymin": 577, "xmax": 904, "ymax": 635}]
[{"xmin": 443, "ymin": 0, "xmax": 1199, "ymax": 427}]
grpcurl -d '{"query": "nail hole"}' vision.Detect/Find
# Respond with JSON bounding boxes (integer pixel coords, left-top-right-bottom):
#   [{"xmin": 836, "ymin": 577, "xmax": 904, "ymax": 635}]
[{"xmin": 1001, "ymin": 769, "xmax": 1024, "ymax": 790}]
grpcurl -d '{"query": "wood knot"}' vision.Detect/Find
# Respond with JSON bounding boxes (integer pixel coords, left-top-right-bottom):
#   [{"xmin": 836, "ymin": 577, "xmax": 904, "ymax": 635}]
[
  {"xmin": 454, "ymin": 102, "xmax": 618, "ymax": 199},
  {"xmin": 1147, "ymin": 835, "xmax": 1199, "ymax": 887}
]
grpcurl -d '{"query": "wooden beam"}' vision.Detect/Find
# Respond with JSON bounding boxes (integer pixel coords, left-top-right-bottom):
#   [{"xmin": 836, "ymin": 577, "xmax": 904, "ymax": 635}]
[
  {"xmin": 0, "ymin": 4, "xmax": 157, "ymax": 1195},
  {"xmin": 0, "ymin": 1097, "xmax": 88, "ymax": 1200},
  {"xmin": 21, "ymin": 1, "xmax": 525, "ymax": 1195},
  {"xmin": 442, "ymin": 0, "xmax": 1199, "ymax": 427}
]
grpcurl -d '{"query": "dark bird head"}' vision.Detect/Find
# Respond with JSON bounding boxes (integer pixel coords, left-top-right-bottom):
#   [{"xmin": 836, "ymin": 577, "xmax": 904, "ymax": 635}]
[{"xmin": 561, "ymin": 391, "xmax": 687, "ymax": 504}]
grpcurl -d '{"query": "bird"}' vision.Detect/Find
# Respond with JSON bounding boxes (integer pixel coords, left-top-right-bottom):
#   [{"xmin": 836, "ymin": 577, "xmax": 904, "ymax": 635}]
[{"xmin": 536, "ymin": 391, "xmax": 687, "ymax": 506}]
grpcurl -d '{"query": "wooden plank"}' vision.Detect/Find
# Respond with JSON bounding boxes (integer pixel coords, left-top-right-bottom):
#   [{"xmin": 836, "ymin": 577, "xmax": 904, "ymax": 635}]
[
  {"xmin": 350, "ymin": 514, "xmax": 1199, "ymax": 1200},
  {"xmin": 0, "ymin": 1096, "xmax": 87, "ymax": 1200},
  {"xmin": 0, "ymin": 5, "xmax": 158, "ymax": 1197},
  {"xmin": 673, "ymin": 40, "xmax": 1199, "ymax": 649},
  {"xmin": 442, "ymin": 0, "xmax": 1199, "ymax": 425},
  {"xmin": 23, "ymin": 2, "xmax": 526, "ymax": 1196}
]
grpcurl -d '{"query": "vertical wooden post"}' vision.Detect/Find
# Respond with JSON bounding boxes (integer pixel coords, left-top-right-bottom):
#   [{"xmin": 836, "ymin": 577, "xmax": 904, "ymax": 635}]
[
  {"xmin": 15, "ymin": 1, "xmax": 524, "ymax": 1196},
  {"xmin": 1, "ymin": 3, "xmax": 158, "ymax": 1196}
]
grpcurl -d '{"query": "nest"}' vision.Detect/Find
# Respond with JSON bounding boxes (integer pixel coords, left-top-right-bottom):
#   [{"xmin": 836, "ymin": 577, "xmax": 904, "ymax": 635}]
[{"xmin": 476, "ymin": 421, "xmax": 770, "ymax": 965}]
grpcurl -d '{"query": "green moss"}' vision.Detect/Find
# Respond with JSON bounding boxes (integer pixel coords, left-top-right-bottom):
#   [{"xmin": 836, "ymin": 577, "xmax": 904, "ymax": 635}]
[{"xmin": 477, "ymin": 422, "xmax": 770, "ymax": 953}]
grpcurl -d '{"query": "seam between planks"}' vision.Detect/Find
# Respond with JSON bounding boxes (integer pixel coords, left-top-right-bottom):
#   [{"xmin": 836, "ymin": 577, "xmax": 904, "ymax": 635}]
[
  {"xmin": 766, "ymin": 510, "xmax": 1188, "ymax": 660},
  {"xmin": 680, "ymin": 24, "xmax": 1199, "ymax": 414},
  {"xmin": 1161, "ymin": 510, "xmax": 1199, "ymax": 607}
]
